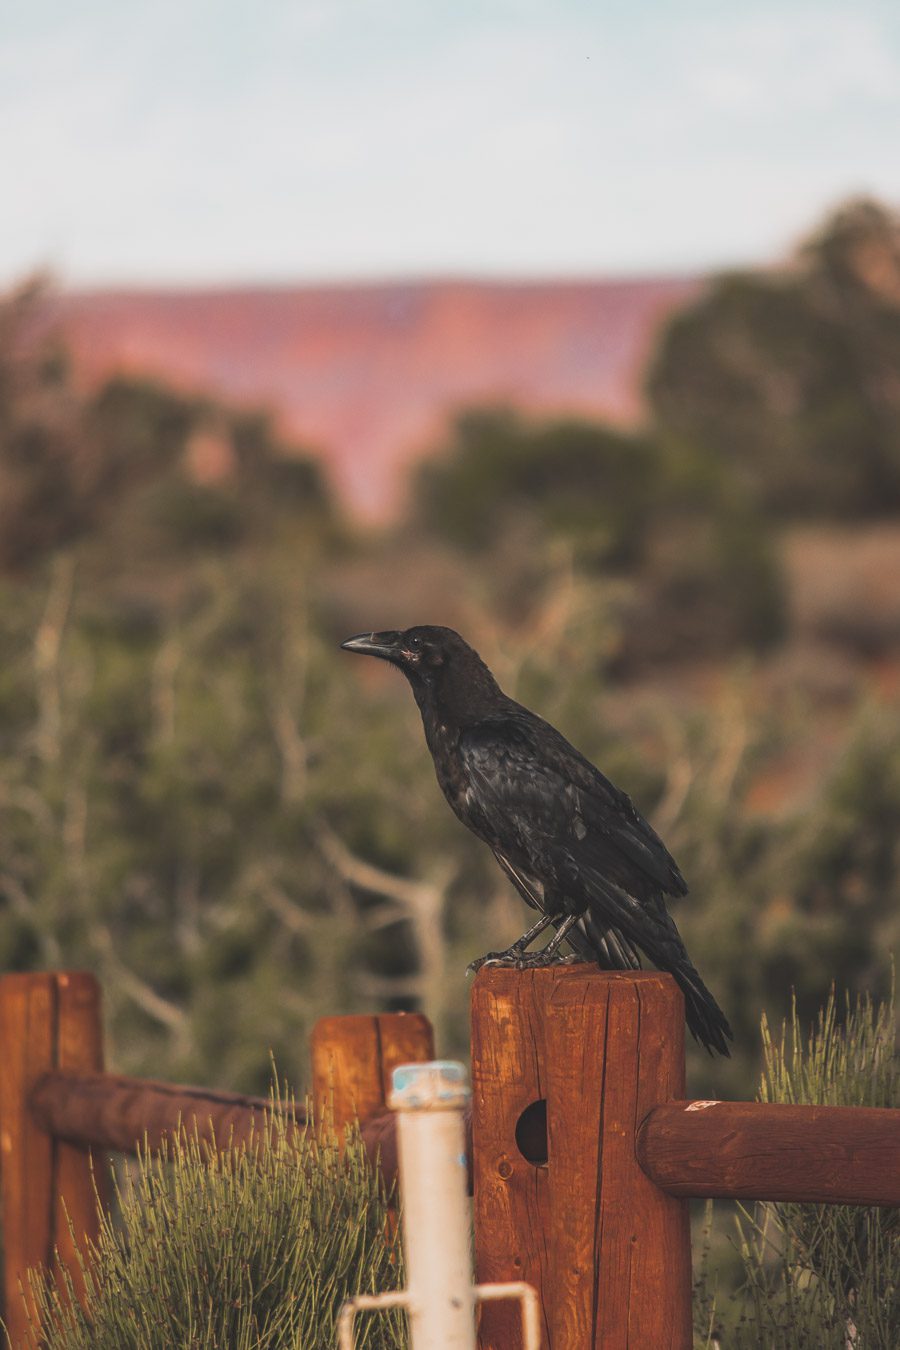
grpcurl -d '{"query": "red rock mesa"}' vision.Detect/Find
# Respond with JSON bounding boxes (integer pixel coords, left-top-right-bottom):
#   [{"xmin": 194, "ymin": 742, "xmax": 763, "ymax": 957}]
[{"xmin": 52, "ymin": 276, "xmax": 700, "ymax": 519}]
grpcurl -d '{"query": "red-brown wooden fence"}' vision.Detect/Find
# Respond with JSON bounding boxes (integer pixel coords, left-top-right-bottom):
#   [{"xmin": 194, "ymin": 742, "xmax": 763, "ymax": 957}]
[{"xmin": 1, "ymin": 965, "xmax": 898, "ymax": 1349}]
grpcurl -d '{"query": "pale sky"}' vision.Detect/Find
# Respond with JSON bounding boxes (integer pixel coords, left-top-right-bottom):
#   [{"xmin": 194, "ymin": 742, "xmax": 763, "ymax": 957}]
[{"xmin": 1, "ymin": 0, "xmax": 898, "ymax": 286}]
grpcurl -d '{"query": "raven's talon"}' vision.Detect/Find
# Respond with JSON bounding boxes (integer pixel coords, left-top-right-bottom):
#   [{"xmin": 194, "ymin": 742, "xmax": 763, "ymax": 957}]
[
  {"xmin": 466, "ymin": 950, "xmax": 522, "ymax": 975},
  {"xmin": 467, "ymin": 949, "xmax": 581, "ymax": 974},
  {"xmin": 512, "ymin": 951, "xmax": 581, "ymax": 970}
]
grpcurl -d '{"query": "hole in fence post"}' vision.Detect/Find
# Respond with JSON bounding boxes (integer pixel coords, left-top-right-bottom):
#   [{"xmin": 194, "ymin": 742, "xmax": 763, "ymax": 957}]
[{"xmin": 515, "ymin": 1099, "xmax": 548, "ymax": 1166}]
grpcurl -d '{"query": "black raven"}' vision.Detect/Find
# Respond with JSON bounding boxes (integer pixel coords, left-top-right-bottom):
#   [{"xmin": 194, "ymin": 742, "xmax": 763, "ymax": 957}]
[{"xmin": 341, "ymin": 625, "xmax": 732, "ymax": 1056}]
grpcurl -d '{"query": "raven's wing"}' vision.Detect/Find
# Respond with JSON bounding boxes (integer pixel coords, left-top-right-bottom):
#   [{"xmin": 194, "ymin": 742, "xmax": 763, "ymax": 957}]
[
  {"xmin": 459, "ymin": 714, "xmax": 686, "ymax": 906},
  {"xmin": 459, "ymin": 715, "xmax": 667, "ymax": 971},
  {"xmin": 491, "ymin": 849, "xmax": 544, "ymax": 911},
  {"xmin": 459, "ymin": 715, "xmax": 732, "ymax": 1055}
]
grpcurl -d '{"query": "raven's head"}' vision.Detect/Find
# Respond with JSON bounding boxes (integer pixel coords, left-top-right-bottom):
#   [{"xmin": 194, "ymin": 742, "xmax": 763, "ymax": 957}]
[
  {"xmin": 341, "ymin": 625, "xmax": 500, "ymax": 709},
  {"xmin": 341, "ymin": 625, "xmax": 463, "ymax": 673}
]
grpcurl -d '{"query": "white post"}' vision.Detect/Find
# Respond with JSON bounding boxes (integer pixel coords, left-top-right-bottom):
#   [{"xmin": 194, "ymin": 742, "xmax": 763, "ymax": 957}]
[
  {"xmin": 337, "ymin": 1060, "xmax": 540, "ymax": 1350},
  {"xmin": 389, "ymin": 1060, "xmax": 475, "ymax": 1350}
]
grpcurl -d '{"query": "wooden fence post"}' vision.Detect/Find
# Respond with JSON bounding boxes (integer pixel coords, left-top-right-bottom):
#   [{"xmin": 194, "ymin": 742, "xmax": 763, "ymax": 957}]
[
  {"xmin": 471, "ymin": 966, "xmax": 692, "ymax": 1350},
  {"xmin": 311, "ymin": 1011, "xmax": 435, "ymax": 1133},
  {"xmin": 470, "ymin": 968, "xmax": 552, "ymax": 1348},
  {"xmin": 0, "ymin": 972, "xmax": 106, "ymax": 1347}
]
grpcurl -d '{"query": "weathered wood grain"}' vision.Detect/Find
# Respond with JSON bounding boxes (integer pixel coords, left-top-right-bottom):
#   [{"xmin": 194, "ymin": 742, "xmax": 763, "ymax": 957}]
[
  {"xmin": 471, "ymin": 968, "xmax": 552, "ymax": 1350},
  {"xmin": 310, "ymin": 1011, "xmax": 434, "ymax": 1134},
  {"xmin": 0, "ymin": 973, "xmax": 107, "ymax": 1344},
  {"xmin": 0, "ymin": 973, "xmax": 57, "ymax": 1346},
  {"xmin": 31, "ymin": 1070, "xmax": 277, "ymax": 1154},
  {"xmin": 472, "ymin": 966, "xmax": 692, "ymax": 1350},
  {"xmin": 32, "ymin": 1067, "xmax": 446, "ymax": 1198},
  {"xmin": 50, "ymin": 973, "xmax": 107, "ymax": 1307},
  {"xmin": 547, "ymin": 972, "xmax": 692, "ymax": 1349},
  {"xmin": 541, "ymin": 968, "xmax": 609, "ymax": 1347},
  {"xmin": 638, "ymin": 1100, "xmax": 900, "ymax": 1205}
]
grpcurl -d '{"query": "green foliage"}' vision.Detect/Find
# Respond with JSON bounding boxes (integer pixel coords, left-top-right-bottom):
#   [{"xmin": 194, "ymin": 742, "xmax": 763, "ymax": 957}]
[
  {"xmin": 0, "ymin": 279, "xmax": 87, "ymax": 569},
  {"xmin": 756, "ymin": 712, "xmax": 900, "ymax": 1025},
  {"xmin": 0, "ymin": 540, "xmax": 893, "ymax": 1099},
  {"xmin": 22, "ymin": 1099, "xmax": 405, "ymax": 1350},
  {"xmin": 648, "ymin": 198, "xmax": 900, "ymax": 520},
  {"xmin": 84, "ymin": 376, "xmax": 194, "ymax": 495},
  {"xmin": 695, "ymin": 986, "xmax": 899, "ymax": 1346},
  {"xmin": 0, "ymin": 546, "xmax": 515, "ymax": 1088},
  {"xmin": 616, "ymin": 505, "xmax": 786, "ymax": 669},
  {"xmin": 0, "ymin": 283, "xmax": 333, "ymax": 577},
  {"xmin": 415, "ymin": 408, "xmax": 667, "ymax": 567},
  {"xmin": 151, "ymin": 477, "xmax": 247, "ymax": 549},
  {"xmin": 415, "ymin": 407, "xmax": 786, "ymax": 660}
]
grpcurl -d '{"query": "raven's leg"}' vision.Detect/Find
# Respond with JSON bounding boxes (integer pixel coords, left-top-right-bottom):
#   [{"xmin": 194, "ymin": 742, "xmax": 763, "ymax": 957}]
[
  {"xmin": 466, "ymin": 910, "xmax": 560, "ymax": 974},
  {"xmin": 512, "ymin": 911, "xmax": 559, "ymax": 951},
  {"xmin": 501, "ymin": 912, "xmax": 582, "ymax": 969}
]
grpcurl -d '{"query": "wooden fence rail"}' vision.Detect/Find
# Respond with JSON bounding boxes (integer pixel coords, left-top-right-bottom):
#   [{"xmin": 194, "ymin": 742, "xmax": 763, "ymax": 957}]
[
  {"xmin": 638, "ymin": 1099, "xmax": 900, "ymax": 1206},
  {"xmin": 28, "ymin": 1071, "xmax": 900, "ymax": 1208},
  {"xmin": 1, "ymin": 965, "xmax": 898, "ymax": 1350},
  {"xmin": 30, "ymin": 1070, "xmax": 281, "ymax": 1153}
]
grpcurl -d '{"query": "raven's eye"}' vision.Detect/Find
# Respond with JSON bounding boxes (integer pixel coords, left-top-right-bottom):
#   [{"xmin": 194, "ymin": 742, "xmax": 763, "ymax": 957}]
[{"xmin": 406, "ymin": 635, "xmax": 423, "ymax": 653}]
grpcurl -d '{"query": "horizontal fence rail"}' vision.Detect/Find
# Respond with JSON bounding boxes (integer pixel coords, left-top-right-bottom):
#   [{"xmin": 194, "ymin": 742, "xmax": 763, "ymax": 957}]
[
  {"xmin": 637, "ymin": 1099, "xmax": 900, "ymax": 1206},
  {"xmin": 34, "ymin": 1071, "xmax": 900, "ymax": 1211},
  {"xmin": 29, "ymin": 1067, "xmax": 410, "ymax": 1184},
  {"xmin": 30, "ymin": 1070, "xmax": 287, "ymax": 1154},
  {"xmin": 26, "ymin": 1006, "xmax": 436, "ymax": 1169}
]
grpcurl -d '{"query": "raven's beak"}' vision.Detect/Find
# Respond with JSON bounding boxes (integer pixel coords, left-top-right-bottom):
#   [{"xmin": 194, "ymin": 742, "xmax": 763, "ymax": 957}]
[{"xmin": 340, "ymin": 630, "xmax": 403, "ymax": 661}]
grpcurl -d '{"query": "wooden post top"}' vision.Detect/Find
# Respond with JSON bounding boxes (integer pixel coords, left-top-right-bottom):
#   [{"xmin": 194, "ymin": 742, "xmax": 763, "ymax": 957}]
[{"xmin": 472, "ymin": 964, "xmax": 679, "ymax": 990}]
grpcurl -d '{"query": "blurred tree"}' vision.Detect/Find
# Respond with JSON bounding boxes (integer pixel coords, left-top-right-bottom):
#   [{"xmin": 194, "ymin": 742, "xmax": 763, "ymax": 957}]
[
  {"xmin": 84, "ymin": 377, "xmax": 194, "ymax": 497},
  {"xmin": 647, "ymin": 198, "xmax": 900, "ymax": 518},
  {"xmin": 0, "ymin": 278, "xmax": 88, "ymax": 569},
  {"xmin": 415, "ymin": 406, "xmax": 785, "ymax": 661},
  {"xmin": 0, "ymin": 279, "xmax": 335, "ymax": 579},
  {"xmin": 415, "ymin": 407, "xmax": 665, "ymax": 568},
  {"xmin": 768, "ymin": 711, "xmax": 900, "ymax": 1016}
]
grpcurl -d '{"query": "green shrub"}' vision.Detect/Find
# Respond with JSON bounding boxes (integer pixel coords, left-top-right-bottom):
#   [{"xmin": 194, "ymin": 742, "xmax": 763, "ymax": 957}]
[
  {"xmin": 696, "ymin": 984, "xmax": 899, "ymax": 1346},
  {"xmin": 648, "ymin": 198, "xmax": 900, "ymax": 521},
  {"xmin": 415, "ymin": 407, "xmax": 669, "ymax": 567},
  {"xmin": 21, "ymin": 1099, "xmax": 405, "ymax": 1350}
]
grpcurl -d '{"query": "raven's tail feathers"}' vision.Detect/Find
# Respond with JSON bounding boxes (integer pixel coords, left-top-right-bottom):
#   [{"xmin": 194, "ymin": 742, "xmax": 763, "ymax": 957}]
[
  {"xmin": 669, "ymin": 959, "xmax": 733, "ymax": 1057},
  {"xmin": 570, "ymin": 885, "xmax": 734, "ymax": 1056},
  {"xmin": 605, "ymin": 891, "xmax": 732, "ymax": 1056},
  {"xmin": 641, "ymin": 903, "xmax": 733, "ymax": 1056},
  {"xmin": 569, "ymin": 911, "xmax": 643, "ymax": 971}
]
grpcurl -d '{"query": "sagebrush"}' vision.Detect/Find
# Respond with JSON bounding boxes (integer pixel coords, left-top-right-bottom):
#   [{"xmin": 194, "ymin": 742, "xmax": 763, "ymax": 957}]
[
  {"xmin": 695, "ymin": 983, "xmax": 899, "ymax": 1347},
  {"xmin": 20, "ymin": 1097, "xmax": 405, "ymax": 1350}
]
